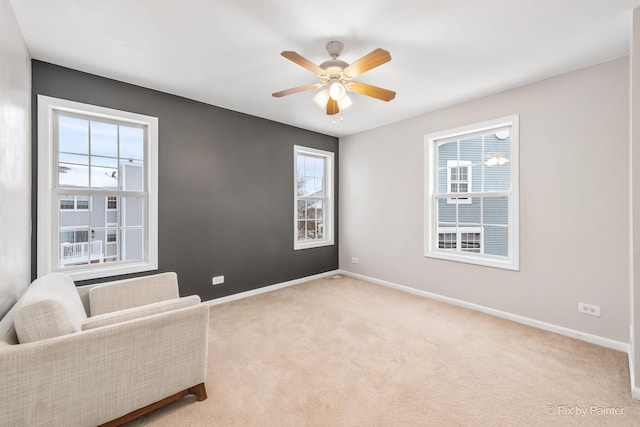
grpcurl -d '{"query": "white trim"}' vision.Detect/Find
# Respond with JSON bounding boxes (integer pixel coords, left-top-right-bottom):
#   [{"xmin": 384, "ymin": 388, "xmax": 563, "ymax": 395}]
[
  {"xmin": 293, "ymin": 145, "xmax": 335, "ymax": 250},
  {"xmin": 630, "ymin": 351, "xmax": 640, "ymax": 399},
  {"xmin": 424, "ymin": 115, "xmax": 520, "ymax": 271},
  {"xmin": 37, "ymin": 95, "xmax": 158, "ymax": 281},
  {"xmin": 204, "ymin": 270, "xmax": 340, "ymax": 306},
  {"xmin": 339, "ymin": 269, "xmax": 629, "ymax": 353}
]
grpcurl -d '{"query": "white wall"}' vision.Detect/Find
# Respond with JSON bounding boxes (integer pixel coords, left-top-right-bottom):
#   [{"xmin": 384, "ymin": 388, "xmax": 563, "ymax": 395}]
[
  {"xmin": 340, "ymin": 57, "xmax": 630, "ymax": 343},
  {"xmin": 630, "ymin": 7, "xmax": 640, "ymax": 396},
  {"xmin": 0, "ymin": 0, "xmax": 31, "ymax": 318}
]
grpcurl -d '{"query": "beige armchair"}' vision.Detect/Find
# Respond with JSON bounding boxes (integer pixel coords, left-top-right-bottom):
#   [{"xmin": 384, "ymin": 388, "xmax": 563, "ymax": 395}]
[{"xmin": 0, "ymin": 272, "xmax": 209, "ymax": 426}]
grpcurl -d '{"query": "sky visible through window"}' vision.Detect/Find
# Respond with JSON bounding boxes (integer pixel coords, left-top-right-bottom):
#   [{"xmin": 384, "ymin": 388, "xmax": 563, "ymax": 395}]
[{"xmin": 58, "ymin": 114, "xmax": 144, "ymax": 189}]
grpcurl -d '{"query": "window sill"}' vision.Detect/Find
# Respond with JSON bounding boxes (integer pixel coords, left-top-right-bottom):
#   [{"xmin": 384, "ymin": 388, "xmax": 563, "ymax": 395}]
[
  {"xmin": 425, "ymin": 250, "xmax": 519, "ymax": 271},
  {"xmin": 53, "ymin": 261, "xmax": 158, "ymax": 281},
  {"xmin": 294, "ymin": 240, "xmax": 335, "ymax": 251}
]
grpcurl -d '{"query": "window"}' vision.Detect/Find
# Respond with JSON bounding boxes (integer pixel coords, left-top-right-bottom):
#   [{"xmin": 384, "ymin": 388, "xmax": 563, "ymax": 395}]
[
  {"xmin": 38, "ymin": 96, "xmax": 158, "ymax": 280},
  {"xmin": 294, "ymin": 145, "xmax": 335, "ymax": 250},
  {"xmin": 424, "ymin": 115, "xmax": 519, "ymax": 270},
  {"xmin": 447, "ymin": 160, "xmax": 472, "ymax": 204},
  {"xmin": 60, "ymin": 195, "xmax": 90, "ymax": 210},
  {"xmin": 107, "ymin": 196, "xmax": 117, "ymax": 210},
  {"xmin": 437, "ymin": 227, "xmax": 482, "ymax": 253}
]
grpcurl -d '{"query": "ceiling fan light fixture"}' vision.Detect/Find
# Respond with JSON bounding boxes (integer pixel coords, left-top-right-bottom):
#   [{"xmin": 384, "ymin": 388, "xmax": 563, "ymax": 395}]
[
  {"xmin": 329, "ymin": 80, "xmax": 346, "ymax": 100},
  {"xmin": 313, "ymin": 90, "xmax": 329, "ymax": 109},
  {"xmin": 313, "ymin": 89, "xmax": 352, "ymax": 111},
  {"xmin": 337, "ymin": 95, "xmax": 352, "ymax": 110}
]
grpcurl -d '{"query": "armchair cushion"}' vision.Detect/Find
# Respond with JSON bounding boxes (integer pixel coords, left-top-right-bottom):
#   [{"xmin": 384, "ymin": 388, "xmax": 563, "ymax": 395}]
[
  {"xmin": 13, "ymin": 273, "xmax": 87, "ymax": 344},
  {"xmin": 81, "ymin": 295, "xmax": 201, "ymax": 330},
  {"xmin": 89, "ymin": 272, "xmax": 179, "ymax": 315}
]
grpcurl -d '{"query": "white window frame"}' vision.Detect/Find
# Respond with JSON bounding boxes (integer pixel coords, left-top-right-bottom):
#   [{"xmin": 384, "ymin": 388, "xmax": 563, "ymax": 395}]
[
  {"xmin": 424, "ymin": 115, "xmax": 519, "ymax": 271},
  {"xmin": 37, "ymin": 95, "xmax": 158, "ymax": 280},
  {"xmin": 294, "ymin": 145, "xmax": 335, "ymax": 250}
]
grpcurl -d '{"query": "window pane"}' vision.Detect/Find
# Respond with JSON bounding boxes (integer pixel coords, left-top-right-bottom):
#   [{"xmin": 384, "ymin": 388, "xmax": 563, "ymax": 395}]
[
  {"xmin": 314, "ymin": 178, "xmax": 324, "ymax": 197},
  {"xmin": 58, "ymin": 115, "xmax": 88, "ymax": 155},
  {"xmin": 483, "ymin": 197, "xmax": 509, "ymax": 225},
  {"xmin": 58, "ymin": 199, "xmax": 89, "ymax": 227},
  {"xmin": 90, "ymin": 121, "xmax": 118, "ymax": 158},
  {"xmin": 484, "ymin": 225, "xmax": 508, "ymax": 257},
  {"xmin": 297, "ymin": 200, "xmax": 306, "ymax": 220},
  {"xmin": 59, "ymin": 228, "xmax": 90, "ymax": 268},
  {"xmin": 297, "ymin": 221, "xmax": 306, "ymax": 241},
  {"xmin": 458, "ymin": 197, "xmax": 480, "ymax": 223},
  {"xmin": 59, "ymin": 161, "xmax": 89, "ymax": 188},
  {"xmin": 296, "ymin": 156, "xmax": 304, "ymax": 178},
  {"xmin": 316, "ymin": 220, "xmax": 324, "ymax": 239},
  {"xmin": 438, "ymin": 199, "xmax": 456, "ymax": 223},
  {"xmin": 460, "ymin": 232, "xmax": 482, "ymax": 253},
  {"xmin": 306, "ymin": 221, "xmax": 316, "ymax": 239},
  {"xmin": 119, "ymin": 126, "xmax": 144, "ymax": 161},
  {"xmin": 307, "ymin": 202, "xmax": 316, "ymax": 220},
  {"xmin": 91, "ymin": 166, "xmax": 118, "ymax": 189},
  {"xmin": 304, "ymin": 156, "xmax": 315, "ymax": 177},
  {"xmin": 314, "ymin": 157, "xmax": 324, "ymax": 178},
  {"xmin": 484, "ymin": 132, "xmax": 510, "ymax": 191},
  {"xmin": 123, "ymin": 196, "xmax": 144, "ymax": 227},
  {"xmin": 121, "ymin": 161, "xmax": 144, "ymax": 191},
  {"xmin": 315, "ymin": 201, "xmax": 323, "ymax": 222},
  {"xmin": 122, "ymin": 229, "xmax": 144, "ymax": 261}
]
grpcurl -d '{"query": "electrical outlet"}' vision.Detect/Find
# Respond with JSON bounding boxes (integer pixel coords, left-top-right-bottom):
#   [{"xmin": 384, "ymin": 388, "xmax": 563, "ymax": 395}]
[
  {"xmin": 212, "ymin": 275, "xmax": 224, "ymax": 285},
  {"xmin": 578, "ymin": 302, "xmax": 600, "ymax": 317},
  {"xmin": 351, "ymin": 257, "xmax": 359, "ymax": 264}
]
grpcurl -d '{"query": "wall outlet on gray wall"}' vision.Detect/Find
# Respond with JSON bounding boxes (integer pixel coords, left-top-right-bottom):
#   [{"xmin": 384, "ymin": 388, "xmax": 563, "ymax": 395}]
[
  {"xmin": 352, "ymin": 257, "xmax": 359, "ymax": 264},
  {"xmin": 212, "ymin": 275, "xmax": 225, "ymax": 285}
]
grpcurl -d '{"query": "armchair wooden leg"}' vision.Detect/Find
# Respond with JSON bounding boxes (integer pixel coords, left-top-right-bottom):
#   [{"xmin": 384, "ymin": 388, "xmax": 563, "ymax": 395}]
[
  {"xmin": 189, "ymin": 382, "xmax": 208, "ymax": 401},
  {"xmin": 99, "ymin": 383, "xmax": 208, "ymax": 426}
]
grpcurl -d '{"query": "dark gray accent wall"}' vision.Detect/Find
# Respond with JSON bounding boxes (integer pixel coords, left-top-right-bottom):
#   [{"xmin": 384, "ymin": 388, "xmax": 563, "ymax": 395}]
[{"xmin": 31, "ymin": 60, "xmax": 338, "ymax": 301}]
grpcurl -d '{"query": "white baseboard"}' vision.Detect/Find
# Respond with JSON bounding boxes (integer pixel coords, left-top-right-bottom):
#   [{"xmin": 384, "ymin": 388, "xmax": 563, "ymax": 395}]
[
  {"xmin": 204, "ymin": 270, "xmax": 341, "ymax": 306},
  {"xmin": 339, "ymin": 269, "xmax": 629, "ymax": 353},
  {"xmin": 630, "ymin": 351, "xmax": 640, "ymax": 399}
]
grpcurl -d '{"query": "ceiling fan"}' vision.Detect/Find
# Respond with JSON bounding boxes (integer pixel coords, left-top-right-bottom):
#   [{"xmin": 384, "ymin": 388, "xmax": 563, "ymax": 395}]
[{"xmin": 272, "ymin": 41, "xmax": 396, "ymax": 115}]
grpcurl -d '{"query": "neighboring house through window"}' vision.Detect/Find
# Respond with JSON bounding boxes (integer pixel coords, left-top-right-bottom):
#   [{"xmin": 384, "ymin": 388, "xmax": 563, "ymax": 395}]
[
  {"xmin": 424, "ymin": 115, "xmax": 519, "ymax": 270},
  {"xmin": 37, "ymin": 95, "xmax": 158, "ymax": 280},
  {"xmin": 294, "ymin": 145, "xmax": 335, "ymax": 250}
]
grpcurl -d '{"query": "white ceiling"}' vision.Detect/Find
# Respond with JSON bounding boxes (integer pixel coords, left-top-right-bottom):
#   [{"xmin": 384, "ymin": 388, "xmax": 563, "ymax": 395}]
[{"xmin": 9, "ymin": 0, "xmax": 640, "ymax": 137}]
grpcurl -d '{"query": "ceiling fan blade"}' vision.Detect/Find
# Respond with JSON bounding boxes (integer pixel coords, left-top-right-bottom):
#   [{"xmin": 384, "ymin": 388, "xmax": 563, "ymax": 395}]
[
  {"xmin": 348, "ymin": 82, "xmax": 396, "ymax": 102},
  {"xmin": 342, "ymin": 48, "xmax": 391, "ymax": 78},
  {"xmin": 281, "ymin": 51, "xmax": 326, "ymax": 76},
  {"xmin": 272, "ymin": 83, "xmax": 324, "ymax": 98},
  {"xmin": 326, "ymin": 98, "xmax": 340, "ymax": 115}
]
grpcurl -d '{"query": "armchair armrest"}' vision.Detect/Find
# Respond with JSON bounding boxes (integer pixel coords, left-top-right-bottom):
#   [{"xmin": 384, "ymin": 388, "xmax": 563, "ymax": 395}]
[
  {"xmin": 82, "ymin": 295, "xmax": 201, "ymax": 330},
  {"xmin": 89, "ymin": 272, "xmax": 179, "ymax": 315}
]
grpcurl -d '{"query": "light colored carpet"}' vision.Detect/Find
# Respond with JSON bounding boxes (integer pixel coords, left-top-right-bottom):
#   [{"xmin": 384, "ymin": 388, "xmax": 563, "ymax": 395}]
[{"xmin": 127, "ymin": 275, "xmax": 640, "ymax": 426}]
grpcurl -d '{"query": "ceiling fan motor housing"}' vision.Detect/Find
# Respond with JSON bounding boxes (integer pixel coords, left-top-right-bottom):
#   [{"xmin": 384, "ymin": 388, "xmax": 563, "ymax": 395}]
[{"xmin": 326, "ymin": 40, "xmax": 344, "ymax": 58}]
